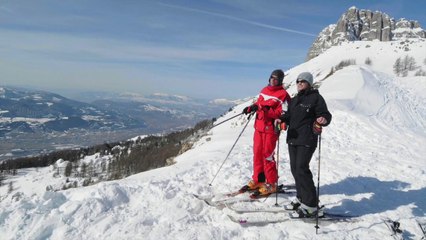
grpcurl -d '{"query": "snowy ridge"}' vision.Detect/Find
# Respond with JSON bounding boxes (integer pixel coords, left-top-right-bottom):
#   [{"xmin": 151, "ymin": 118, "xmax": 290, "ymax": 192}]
[
  {"xmin": 307, "ymin": 6, "xmax": 426, "ymax": 60},
  {"xmin": 286, "ymin": 39, "xmax": 426, "ymax": 133},
  {"xmin": 1, "ymin": 41, "xmax": 426, "ymax": 239}
]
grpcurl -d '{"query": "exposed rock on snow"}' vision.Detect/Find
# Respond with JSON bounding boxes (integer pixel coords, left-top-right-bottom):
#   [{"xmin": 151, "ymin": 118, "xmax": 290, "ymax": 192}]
[{"xmin": 307, "ymin": 6, "xmax": 426, "ymax": 60}]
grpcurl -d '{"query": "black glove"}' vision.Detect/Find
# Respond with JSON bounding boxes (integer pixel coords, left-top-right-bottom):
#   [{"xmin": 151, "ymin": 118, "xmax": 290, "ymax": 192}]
[
  {"xmin": 243, "ymin": 104, "xmax": 258, "ymax": 114},
  {"xmin": 278, "ymin": 113, "xmax": 286, "ymax": 122},
  {"xmin": 250, "ymin": 104, "xmax": 258, "ymax": 112}
]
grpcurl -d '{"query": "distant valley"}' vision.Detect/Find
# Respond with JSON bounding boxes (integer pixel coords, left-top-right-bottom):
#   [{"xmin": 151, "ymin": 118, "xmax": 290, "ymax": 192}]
[{"xmin": 0, "ymin": 87, "xmax": 238, "ymax": 160}]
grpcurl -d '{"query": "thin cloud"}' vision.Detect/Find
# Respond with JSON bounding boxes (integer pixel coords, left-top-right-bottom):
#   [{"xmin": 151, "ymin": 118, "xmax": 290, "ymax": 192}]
[
  {"xmin": 158, "ymin": 2, "xmax": 316, "ymax": 37},
  {"xmin": 0, "ymin": 6, "xmax": 13, "ymax": 13},
  {"xmin": 0, "ymin": 29, "xmax": 237, "ymax": 64}
]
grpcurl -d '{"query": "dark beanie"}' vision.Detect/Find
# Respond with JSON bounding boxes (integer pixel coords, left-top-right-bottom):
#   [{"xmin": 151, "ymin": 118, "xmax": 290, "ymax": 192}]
[{"xmin": 271, "ymin": 69, "xmax": 284, "ymax": 85}]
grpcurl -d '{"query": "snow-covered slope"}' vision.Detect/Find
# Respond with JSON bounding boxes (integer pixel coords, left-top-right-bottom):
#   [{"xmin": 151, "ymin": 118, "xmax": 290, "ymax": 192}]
[
  {"xmin": 1, "ymin": 39, "xmax": 426, "ymax": 239},
  {"xmin": 285, "ymin": 39, "xmax": 426, "ymax": 132}
]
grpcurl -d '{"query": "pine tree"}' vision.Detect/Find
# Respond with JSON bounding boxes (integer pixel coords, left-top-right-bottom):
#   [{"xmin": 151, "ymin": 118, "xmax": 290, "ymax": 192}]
[
  {"xmin": 8, "ymin": 181, "xmax": 13, "ymax": 194},
  {"xmin": 81, "ymin": 163, "xmax": 87, "ymax": 178},
  {"xmin": 64, "ymin": 162, "xmax": 72, "ymax": 177},
  {"xmin": 0, "ymin": 173, "xmax": 4, "ymax": 187},
  {"xmin": 365, "ymin": 57, "xmax": 372, "ymax": 65},
  {"xmin": 393, "ymin": 57, "xmax": 402, "ymax": 76},
  {"xmin": 73, "ymin": 162, "xmax": 79, "ymax": 177},
  {"xmin": 405, "ymin": 55, "xmax": 417, "ymax": 71},
  {"xmin": 86, "ymin": 162, "xmax": 94, "ymax": 177}
]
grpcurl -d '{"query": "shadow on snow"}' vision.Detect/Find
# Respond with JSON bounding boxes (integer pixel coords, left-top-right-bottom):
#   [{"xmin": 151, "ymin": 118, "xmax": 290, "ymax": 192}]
[{"xmin": 320, "ymin": 176, "xmax": 426, "ymax": 217}]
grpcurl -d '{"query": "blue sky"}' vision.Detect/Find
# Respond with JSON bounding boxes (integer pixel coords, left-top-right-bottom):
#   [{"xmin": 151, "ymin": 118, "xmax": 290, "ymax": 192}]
[{"xmin": 1, "ymin": 0, "xmax": 425, "ymax": 100}]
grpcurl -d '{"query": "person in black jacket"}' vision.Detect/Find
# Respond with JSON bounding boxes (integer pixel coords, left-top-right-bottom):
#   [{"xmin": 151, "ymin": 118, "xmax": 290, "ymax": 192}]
[{"xmin": 275, "ymin": 72, "xmax": 332, "ymax": 218}]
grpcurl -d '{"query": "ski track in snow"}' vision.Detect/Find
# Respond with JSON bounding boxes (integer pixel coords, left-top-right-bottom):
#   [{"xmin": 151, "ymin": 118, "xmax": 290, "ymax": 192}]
[{"xmin": 1, "ymin": 40, "xmax": 426, "ymax": 239}]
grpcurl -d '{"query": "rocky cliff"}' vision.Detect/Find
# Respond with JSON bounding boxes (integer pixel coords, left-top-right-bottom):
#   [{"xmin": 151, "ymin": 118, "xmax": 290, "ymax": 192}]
[{"xmin": 306, "ymin": 6, "xmax": 426, "ymax": 60}]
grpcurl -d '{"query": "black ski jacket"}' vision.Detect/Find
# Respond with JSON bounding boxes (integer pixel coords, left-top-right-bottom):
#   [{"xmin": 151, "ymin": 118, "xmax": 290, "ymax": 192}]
[{"xmin": 280, "ymin": 88, "xmax": 332, "ymax": 147}]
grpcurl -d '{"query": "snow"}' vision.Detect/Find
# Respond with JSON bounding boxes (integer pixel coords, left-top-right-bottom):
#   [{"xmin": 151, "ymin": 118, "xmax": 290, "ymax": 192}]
[
  {"xmin": 152, "ymin": 92, "xmax": 191, "ymax": 101},
  {"xmin": 32, "ymin": 94, "xmax": 43, "ymax": 101},
  {"xmin": 129, "ymin": 135, "xmax": 147, "ymax": 142},
  {"xmin": 142, "ymin": 104, "xmax": 169, "ymax": 112},
  {"xmin": 52, "ymin": 97, "xmax": 62, "ymax": 102},
  {"xmin": 209, "ymin": 98, "xmax": 244, "ymax": 106},
  {"xmin": 52, "ymin": 144, "xmax": 81, "ymax": 150},
  {"xmin": 81, "ymin": 115, "xmax": 102, "ymax": 121},
  {"xmin": 0, "ymin": 117, "xmax": 54, "ymax": 124},
  {"xmin": 1, "ymin": 40, "xmax": 426, "ymax": 239}
]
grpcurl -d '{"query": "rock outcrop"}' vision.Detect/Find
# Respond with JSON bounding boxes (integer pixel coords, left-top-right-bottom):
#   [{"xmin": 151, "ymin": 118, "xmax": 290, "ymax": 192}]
[{"xmin": 306, "ymin": 6, "xmax": 426, "ymax": 60}]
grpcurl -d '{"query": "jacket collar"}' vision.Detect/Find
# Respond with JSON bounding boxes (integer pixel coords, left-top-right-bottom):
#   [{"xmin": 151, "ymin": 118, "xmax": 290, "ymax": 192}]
[
  {"xmin": 267, "ymin": 85, "xmax": 283, "ymax": 91},
  {"xmin": 297, "ymin": 88, "xmax": 318, "ymax": 96}
]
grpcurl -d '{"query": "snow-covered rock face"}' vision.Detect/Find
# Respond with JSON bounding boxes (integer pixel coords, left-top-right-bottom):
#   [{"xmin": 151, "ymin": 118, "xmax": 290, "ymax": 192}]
[{"xmin": 307, "ymin": 6, "xmax": 426, "ymax": 60}]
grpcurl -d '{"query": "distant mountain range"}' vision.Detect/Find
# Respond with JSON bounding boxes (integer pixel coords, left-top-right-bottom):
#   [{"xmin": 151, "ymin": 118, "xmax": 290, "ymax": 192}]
[
  {"xmin": 0, "ymin": 87, "xmax": 145, "ymax": 135},
  {"xmin": 90, "ymin": 92, "xmax": 239, "ymax": 133},
  {"xmin": 0, "ymin": 87, "xmax": 239, "ymax": 160}
]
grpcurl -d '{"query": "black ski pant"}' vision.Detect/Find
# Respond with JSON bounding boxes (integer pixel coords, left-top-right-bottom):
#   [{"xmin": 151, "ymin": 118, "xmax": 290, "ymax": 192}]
[{"xmin": 288, "ymin": 144, "xmax": 317, "ymax": 207}]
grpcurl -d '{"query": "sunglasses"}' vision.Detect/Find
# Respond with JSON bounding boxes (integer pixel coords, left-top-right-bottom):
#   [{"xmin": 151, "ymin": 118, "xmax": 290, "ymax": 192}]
[
  {"xmin": 270, "ymin": 75, "xmax": 278, "ymax": 80},
  {"xmin": 296, "ymin": 79, "xmax": 307, "ymax": 84}
]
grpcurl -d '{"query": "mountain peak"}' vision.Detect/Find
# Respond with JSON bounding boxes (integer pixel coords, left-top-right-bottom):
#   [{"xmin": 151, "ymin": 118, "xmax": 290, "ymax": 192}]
[{"xmin": 306, "ymin": 7, "xmax": 426, "ymax": 60}]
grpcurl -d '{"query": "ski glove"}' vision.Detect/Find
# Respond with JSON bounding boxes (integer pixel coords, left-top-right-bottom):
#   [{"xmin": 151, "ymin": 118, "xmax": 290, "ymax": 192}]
[
  {"xmin": 313, "ymin": 121, "xmax": 322, "ymax": 135},
  {"xmin": 274, "ymin": 122, "xmax": 287, "ymax": 133},
  {"xmin": 243, "ymin": 104, "xmax": 258, "ymax": 114},
  {"xmin": 262, "ymin": 105, "xmax": 270, "ymax": 111}
]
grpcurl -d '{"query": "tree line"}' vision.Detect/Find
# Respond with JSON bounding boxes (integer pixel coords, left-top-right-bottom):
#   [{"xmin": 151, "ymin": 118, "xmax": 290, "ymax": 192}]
[{"xmin": 0, "ymin": 118, "xmax": 214, "ymax": 189}]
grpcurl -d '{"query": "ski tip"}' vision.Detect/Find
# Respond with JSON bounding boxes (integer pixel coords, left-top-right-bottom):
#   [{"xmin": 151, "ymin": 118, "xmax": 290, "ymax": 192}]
[
  {"xmin": 249, "ymin": 195, "xmax": 258, "ymax": 200},
  {"xmin": 228, "ymin": 215, "xmax": 247, "ymax": 224},
  {"xmin": 193, "ymin": 193, "xmax": 204, "ymax": 200},
  {"xmin": 227, "ymin": 215, "xmax": 238, "ymax": 222},
  {"xmin": 228, "ymin": 216, "xmax": 248, "ymax": 224}
]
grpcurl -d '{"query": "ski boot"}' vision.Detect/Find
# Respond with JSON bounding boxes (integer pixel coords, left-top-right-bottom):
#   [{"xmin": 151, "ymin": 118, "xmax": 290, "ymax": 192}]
[
  {"xmin": 291, "ymin": 204, "xmax": 324, "ymax": 218},
  {"xmin": 239, "ymin": 180, "xmax": 263, "ymax": 193},
  {"xmin": 284, "ymin": 197, "xmax": 301, "ymax": 210}
]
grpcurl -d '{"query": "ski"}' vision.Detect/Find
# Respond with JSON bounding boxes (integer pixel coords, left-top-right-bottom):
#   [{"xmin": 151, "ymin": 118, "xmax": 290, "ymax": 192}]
[
  {"xmin": 193, "ymin": 187, "xmax": 257, "ymax": 207},
  {"xmin": 228, "ymin": 212, "xmax": 357, "ymax": 226},
  {"xmin": 194, "ymin": 184, "xmax": 295, "ymax": 208},
  {"xmin": 383, "ymin": 218, "xmax": 404, "ymax": 240},
  {"xmin": 193, "ymin": 190, "xmax": 247, "ymax": 202},
  {"xmin": 226, "ymin": 203, "xmax": 286, "ymax": 214},
  {"xmin": 194, "ymin": 193, "xmax": 258, "ymax": 208},
  {"xmin": 228, "ymin": 214, "xmax": 290, "ymax": 225},
  {"xmin": 288, "ymin": 212, "xmax": 359, "ymax": 221},
  {"xmin": 247, "ymin": 184, "xmax": 296, "ymax": 199},
  {"xmin": 226, "ymin": 202, "xmax": 355, "ymax": 217}
]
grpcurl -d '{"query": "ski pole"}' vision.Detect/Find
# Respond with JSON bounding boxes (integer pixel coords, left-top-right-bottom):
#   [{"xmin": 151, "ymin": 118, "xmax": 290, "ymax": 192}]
[
  {"xmin": 209, "ymin": 113, "xmax": 254, "ymax": 186},
  {"xmin": 275, "ymin": 136, "xmax": 280, "ymax": 206},
  {"xmin": 315, "ymin": 134, "xmax": 321, "ymax": 234},
  {"xmin": 211, "ymin": 113, "xmax": 244, "ymax": 129}
]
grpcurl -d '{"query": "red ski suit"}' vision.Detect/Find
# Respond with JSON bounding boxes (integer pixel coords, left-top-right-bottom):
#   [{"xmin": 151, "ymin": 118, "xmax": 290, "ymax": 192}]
[{"xmin": 252, "ymin": 85, "xmax": 290, "ymax": 184}]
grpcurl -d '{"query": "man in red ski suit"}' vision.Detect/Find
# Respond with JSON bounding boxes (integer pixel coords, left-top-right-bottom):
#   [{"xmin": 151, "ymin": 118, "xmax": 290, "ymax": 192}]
[{"xmin": 242, "ymin": 69, "xmax": 290, "ymax": 196}]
